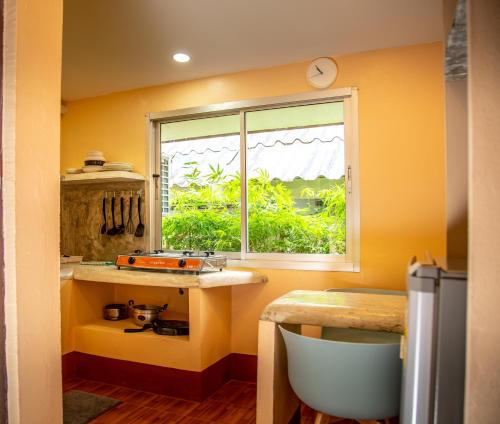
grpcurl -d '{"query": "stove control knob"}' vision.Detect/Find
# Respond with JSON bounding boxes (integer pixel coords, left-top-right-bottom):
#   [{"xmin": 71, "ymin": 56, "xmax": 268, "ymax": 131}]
[
  {"xmin": 178, "ymin": 259, "xmax": 187, "ymax": 268},
  {"xmin": 128, "ymin": 256, "xmax": 136, "ymax": 265}
]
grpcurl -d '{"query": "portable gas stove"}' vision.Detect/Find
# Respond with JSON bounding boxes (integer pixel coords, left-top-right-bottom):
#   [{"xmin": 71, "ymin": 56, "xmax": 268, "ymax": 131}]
[{"xmin": 115, "ymin": 250, "xmax": 227, "ymax": 274}]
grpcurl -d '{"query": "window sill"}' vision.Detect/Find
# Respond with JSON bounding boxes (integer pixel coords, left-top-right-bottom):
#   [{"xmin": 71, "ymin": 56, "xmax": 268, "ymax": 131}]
[{"xmin": 227, "ymin": 259, "xmax": 359, "ymax": 272}]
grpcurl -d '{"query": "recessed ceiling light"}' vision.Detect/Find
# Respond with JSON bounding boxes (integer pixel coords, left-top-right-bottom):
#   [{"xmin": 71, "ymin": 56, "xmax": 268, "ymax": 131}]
[{"xmin": 173, "ymin": 53, "xmax": 190, "ymax": 63}]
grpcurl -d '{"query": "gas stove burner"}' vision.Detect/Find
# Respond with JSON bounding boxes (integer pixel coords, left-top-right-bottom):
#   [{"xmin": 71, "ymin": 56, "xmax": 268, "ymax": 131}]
[{"xmin": 115, "ymin": 250, "xmax": 227, "ymax": 274}]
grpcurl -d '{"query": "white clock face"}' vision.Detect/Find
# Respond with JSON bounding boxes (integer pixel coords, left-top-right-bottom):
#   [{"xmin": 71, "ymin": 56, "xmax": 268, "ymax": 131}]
[{"xmin": 306, "ymin": 57, "xmax": 338, "ymax": 89}]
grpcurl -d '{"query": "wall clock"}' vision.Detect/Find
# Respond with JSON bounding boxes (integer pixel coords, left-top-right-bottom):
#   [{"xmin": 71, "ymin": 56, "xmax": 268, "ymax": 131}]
[{"xmin": 306, "ymin": 57, "xmax": 338, "ymax": 89}]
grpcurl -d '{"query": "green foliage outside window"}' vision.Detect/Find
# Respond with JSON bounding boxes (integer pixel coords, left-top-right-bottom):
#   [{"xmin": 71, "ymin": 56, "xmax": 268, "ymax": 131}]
[{"xmin": 162, "ymin": 164, "xmax": 346, "ymax": 254}]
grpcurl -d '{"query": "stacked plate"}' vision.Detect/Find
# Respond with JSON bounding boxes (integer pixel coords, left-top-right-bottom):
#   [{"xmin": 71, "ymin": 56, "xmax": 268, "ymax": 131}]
[
  {"xmin": 83, "ymin": 165, "xmax": 105, "ymax": 173},
  {"xmin": 66, "ymin": 168, "xmax": 82, "ymax": 174},
  {"xmin": 83, "ymin": 150, "xmax": 106, "ymax": 172},
  {"xmin": 103, "ymin": 162, "xmax": 133, "ymax": 172},
  {"xmin": 85, "ymin": 150, "xmax": 106, "ymax": 162},
  {"xmin": 64, "ymin": 151, "xmax": 134, "ymax": 175}
]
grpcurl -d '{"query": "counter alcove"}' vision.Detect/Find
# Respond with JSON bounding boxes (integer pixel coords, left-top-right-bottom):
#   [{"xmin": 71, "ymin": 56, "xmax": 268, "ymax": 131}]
[{"xmin": 61, "ymin": 273, "xmax": 255, "ymax": 400}]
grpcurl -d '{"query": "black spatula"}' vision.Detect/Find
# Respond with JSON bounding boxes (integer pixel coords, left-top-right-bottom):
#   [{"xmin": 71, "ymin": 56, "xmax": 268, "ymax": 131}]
[
  {"xmin": 134, "ymin": 195, "xmax": 144, "ymax": 238},
  {"xmin": 126, "ymin": 195, "xmax": 134, "ymax": 234},
  {"xmin": 117, "ymin": 196, "xmax": 125, "ymax": 235},
  {"xmin": 100, "ymin": 197, "xmax": 107, "ymax": 234},
  {"xmin": 107, "ymin": 196, "xmax": 118, "ymax": 236}
]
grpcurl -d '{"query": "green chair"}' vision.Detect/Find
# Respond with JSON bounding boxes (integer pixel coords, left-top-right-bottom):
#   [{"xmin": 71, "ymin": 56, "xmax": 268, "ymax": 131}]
[{"xmin": 279, "ymin": 288, "xmax": 404, "ymax": 422}]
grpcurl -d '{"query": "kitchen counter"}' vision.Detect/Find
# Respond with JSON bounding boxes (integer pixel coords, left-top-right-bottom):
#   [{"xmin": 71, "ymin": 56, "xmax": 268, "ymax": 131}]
[
  {"xmin": 260, "ymin": 289, "xmax": 406, "ymax": 333},
  {"xmin": 64, "ymin": 264, "xmax": 267, "ymax": 289},
  {"xmin": 61, "ymin": 263, "xmax": 267, "ymax": 373},
  {"xmin": 60, "ymin": 264, "xmax": 76, "ymax": 281}
]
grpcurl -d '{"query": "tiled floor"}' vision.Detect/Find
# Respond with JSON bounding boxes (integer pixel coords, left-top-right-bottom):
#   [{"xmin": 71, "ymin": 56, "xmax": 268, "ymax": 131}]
[
  {"xmin": 64, "ymin": 377, "xmax": 256, "ymax": 424},
  {"xmin": 63, "ymin": 378, "xmax": 395, "ymax": 423}
]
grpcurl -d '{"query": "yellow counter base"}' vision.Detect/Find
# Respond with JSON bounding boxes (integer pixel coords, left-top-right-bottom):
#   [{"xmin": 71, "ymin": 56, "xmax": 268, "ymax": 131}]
[{"xmin": 62, "ymin": 279, "xmax": 233, "ymax": 371}]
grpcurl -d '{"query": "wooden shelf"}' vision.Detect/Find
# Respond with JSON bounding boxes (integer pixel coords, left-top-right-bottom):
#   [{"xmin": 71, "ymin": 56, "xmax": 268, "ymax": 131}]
[
  {"xmin": 74, "ymin": 317, "xmax": 194, "ymax": 369},
  {"xmin": 60, "ymin": 171, "xmax": 145, "ymax": 185},
  {"xmin": 78, "ymin": 317, "xmax": 190, "ymax": 342}
]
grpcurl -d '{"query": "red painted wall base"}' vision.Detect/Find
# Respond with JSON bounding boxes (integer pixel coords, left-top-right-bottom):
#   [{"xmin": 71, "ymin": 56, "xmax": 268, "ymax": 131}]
[{"xmin": 62, "ymin": 352, "xmax": 256, "ymax": 401}]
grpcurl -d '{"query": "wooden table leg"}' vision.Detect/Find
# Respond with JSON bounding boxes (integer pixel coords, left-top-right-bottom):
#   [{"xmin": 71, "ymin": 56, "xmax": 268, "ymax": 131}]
[
  {"xmin": 256, "ymin": 320, "xmax": 300, "ymax": 424},
  {"xmin": 314, "ymin": 412, "xmax": 348, "ymax": 423},
  {"xmin": 314, "ymin": 412, "xmax": 326, "ymax": 424}
]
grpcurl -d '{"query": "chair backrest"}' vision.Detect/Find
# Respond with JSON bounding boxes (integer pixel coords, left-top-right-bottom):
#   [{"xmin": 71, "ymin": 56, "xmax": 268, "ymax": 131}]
[{"xmin": 279, "ymin": 325, "xmax": 402, "ymax": 421}]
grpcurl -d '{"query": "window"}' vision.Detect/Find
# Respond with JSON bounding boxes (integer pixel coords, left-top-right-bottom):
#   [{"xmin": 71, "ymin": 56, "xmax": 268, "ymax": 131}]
[
  {"xmin": 245, "ymin": 103, "xmax": 345, "ymax": 255},
  {"xmin": 160, "ymin": 114, "xmax": 241, "ymax": 252},
  {"xmin": 150, "ymin": 89, "xmax": 359, "ymax": 271}
]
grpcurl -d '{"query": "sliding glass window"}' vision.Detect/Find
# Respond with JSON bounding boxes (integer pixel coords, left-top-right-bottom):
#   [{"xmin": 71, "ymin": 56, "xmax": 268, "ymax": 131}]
[
  {"xmin": 160, "ymin": 115, "xmax": 241, "ymax": 252},
  {"xmin": 153, "ymin": 90, "xmax": 358, "ymax": 269}
]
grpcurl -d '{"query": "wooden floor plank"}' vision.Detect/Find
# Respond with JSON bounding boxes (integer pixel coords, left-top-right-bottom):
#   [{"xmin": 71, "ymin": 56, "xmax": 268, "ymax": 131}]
[{"xmin": 64, "ymin": 377, "xmax": 394, "ymax": 423}]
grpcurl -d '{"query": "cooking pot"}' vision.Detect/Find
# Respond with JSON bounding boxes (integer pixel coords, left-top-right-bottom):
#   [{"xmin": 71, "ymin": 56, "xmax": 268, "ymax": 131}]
[
  {"xmin": 128, "ymin": 299, "xmax": 168, "ymax": 326},
  {"xmin": 103, "ymin": 303, "xmax": 128, "ymax": 321},
  {"xmin": 124, "ymin": 319, "xmax": 189, "ymax": 336}
]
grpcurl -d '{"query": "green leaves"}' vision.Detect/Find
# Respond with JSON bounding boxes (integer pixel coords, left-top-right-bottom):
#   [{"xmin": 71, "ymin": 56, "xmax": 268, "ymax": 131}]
[
  {"xmin": 206, "ymin": 164, "xmax": 225, "ymax": 184},
  {"xmin": 162, "ymin": 166, "xmax": 346, "ymax": 254},
  {"xmin": 182, "ymin": 161, "xmax": 201, "ymax": 183},
  {"xmin": 162, "ymin": 209, "xmax": 241, "ymax": 251}
]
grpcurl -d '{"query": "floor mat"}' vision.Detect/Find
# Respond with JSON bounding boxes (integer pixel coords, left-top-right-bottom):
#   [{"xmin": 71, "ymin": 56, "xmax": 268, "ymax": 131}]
[{"xmin": 63, "ymin": 390, "xmax": 122, "ymax": 424}]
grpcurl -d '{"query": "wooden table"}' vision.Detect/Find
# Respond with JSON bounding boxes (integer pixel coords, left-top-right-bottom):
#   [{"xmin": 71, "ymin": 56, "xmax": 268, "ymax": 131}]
[{"xmin": 256, "ymin": 290, "xmax": 406, "ymax": 424}]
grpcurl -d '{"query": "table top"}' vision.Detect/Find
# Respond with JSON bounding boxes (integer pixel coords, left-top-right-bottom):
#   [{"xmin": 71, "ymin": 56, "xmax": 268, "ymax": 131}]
[{"xmin": 260, "ymin": 289, "xmax": 406, "ymax": 334}]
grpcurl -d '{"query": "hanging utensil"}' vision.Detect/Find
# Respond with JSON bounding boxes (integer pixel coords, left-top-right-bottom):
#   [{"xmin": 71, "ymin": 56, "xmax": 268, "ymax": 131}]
[
  {"xmin": 107, "ymin": 194, "xmax": 118, "ymax": 236},
  {"xmin": 134, "ymin": 192, "xmax": 145, "ymax": 237},
  {"xmin": 118, "ymin": 195, "xmax": 126, "ymax": 234},
  {"xmin": 126, "ymin": 192, "xmax": 134, "ymax": 234},
  {"xmin": 100, "ymin": 196, "xmax": 107, "ymax": 234}
]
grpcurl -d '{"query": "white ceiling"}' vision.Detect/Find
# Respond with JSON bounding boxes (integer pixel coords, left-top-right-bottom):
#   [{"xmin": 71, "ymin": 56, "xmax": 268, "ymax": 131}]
[{"xmin": 62, "ymin": 0, "xmax": 442, "ymax": 101}]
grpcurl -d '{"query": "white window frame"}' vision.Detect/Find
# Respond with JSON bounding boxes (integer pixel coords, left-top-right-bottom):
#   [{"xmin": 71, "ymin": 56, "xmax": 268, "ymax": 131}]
[{"xmin": 146, "ymin": 87, "xmax": 360, "ymax": 272}]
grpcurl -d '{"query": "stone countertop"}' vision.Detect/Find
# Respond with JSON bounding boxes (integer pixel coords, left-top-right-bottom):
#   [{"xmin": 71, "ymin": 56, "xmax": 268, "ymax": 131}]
[
  {"xmin": 260, "ymin": 289, "xmax": 406, "ymax": 334},
  {"xmin": 60, "ymin": 264, "xmax": 76, "ymax": 281},
  {"xmin": 65, "ymin": 264, "xmax": 268, "ymax": 289}
]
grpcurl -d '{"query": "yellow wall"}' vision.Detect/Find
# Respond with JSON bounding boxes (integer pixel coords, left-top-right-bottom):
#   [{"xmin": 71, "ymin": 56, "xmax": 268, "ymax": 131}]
[
  {"xmin": 62, "ymin": 42, "xmax": 446, "ymax": 355},
  {"xmin": 4, "ymin": 0, "xmax": 63, "ymax": 422}
]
